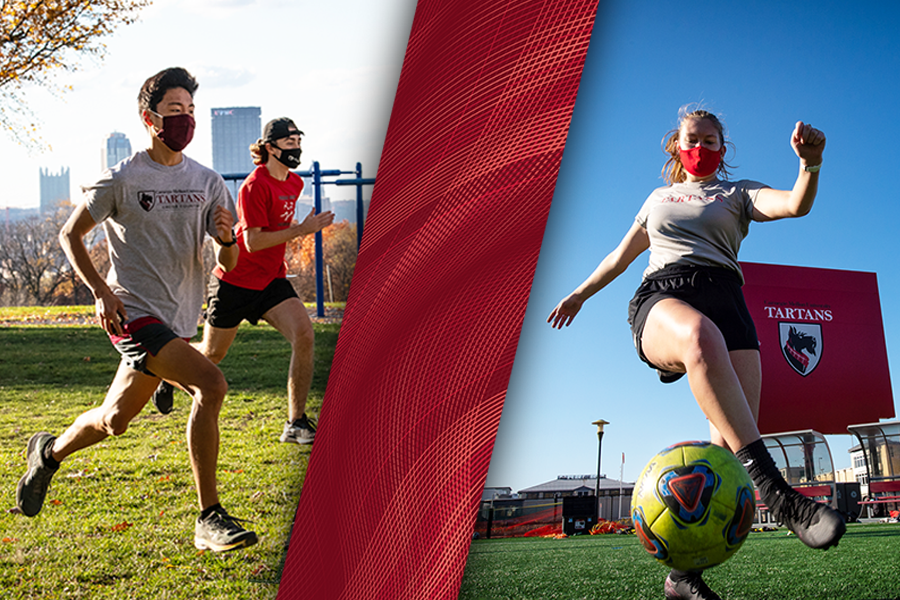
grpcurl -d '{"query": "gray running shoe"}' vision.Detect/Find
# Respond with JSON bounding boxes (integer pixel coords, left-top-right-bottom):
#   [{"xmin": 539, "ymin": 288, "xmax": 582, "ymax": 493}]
[
  {"xmin": 664, "ymin": 571, "xmax": 722, "ymax": 600},
  {"xmin": 16, "ymin": 432, "xmax": 59, "ymax": 517},
  {"xmin": 279, "ymin": 414, "xmax": 316, "ymax": 444},
  {"xmin": 194, "ymin": 506, "xmax": 258, "ymax": 552},
  {"xmin": 152, "ymin": 381, "xmax": 174, "ymax": 415}
]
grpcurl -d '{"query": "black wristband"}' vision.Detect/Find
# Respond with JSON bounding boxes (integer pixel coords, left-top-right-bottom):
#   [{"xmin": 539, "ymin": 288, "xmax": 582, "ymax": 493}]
[{"xmin": 217, "ymin": 229, "xmax": 237, "ymax": 247}]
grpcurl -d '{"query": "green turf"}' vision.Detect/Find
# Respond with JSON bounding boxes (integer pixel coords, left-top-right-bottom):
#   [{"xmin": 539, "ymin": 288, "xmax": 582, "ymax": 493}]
[
  {"xmin": 458, "ymin": 524, "xmax": 900, "ymax": 599},
  {"xmin": 0, "ymin": 322, "xmax": 339, "ymax": 599}
]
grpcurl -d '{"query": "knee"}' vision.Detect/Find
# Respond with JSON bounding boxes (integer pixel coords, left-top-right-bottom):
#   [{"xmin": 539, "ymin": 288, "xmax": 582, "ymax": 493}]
[
  {"xmin": 100, "ymin": 409, "xmax": 131, "ymax": 437},
  {"xmin": 680, "ymin": 320, "xmax": 728, "ymax": 369},
  {"xmin": 196, "ymin": 369, "xmax": 228, "ymax": 407},
  {"xmin": 290, "ymin": 323, "xmax": 315, "ymax": 352}
]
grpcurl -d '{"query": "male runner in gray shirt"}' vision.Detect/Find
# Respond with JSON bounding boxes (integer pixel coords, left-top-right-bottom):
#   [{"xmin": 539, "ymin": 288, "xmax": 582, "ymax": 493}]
[{"xmin": 16, "ymin": 67, "xmax": 256, "ymax": 553}]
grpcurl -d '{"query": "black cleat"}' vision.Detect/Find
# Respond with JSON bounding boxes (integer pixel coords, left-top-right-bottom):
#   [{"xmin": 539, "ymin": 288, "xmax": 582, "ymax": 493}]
[
  {"xmin": 152, "ymin": 381, "xmax": 174, "ymax": 414},
  {"xmin": 664, "ymin": 570, "xmax": 721, "ymax": 600},
  {"xmin": 768, "ymin": 489, "xmax": 846, "ymax": 549}
]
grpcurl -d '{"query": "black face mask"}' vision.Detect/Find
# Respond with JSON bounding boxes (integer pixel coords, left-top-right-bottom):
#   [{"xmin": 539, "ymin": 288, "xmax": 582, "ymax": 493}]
[{"xmin": 273, "ymin": 145, "xmax": 302, "ymax": 169}]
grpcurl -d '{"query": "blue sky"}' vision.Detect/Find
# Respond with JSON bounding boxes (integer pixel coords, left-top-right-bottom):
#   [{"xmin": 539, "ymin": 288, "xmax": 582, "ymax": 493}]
[{"xmin": 485, "ymin": 0, "xmax": 900, "ymax": 493}]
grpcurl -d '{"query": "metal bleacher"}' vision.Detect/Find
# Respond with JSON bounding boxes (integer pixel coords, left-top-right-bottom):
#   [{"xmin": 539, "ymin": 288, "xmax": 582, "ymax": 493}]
[
  {"xmin": 847, "ymin": 420, "xmax": 900, "ymax": 518},
  {"xmin": 755, "ymin": 430, "xmax": 837, "ymax": 524}
]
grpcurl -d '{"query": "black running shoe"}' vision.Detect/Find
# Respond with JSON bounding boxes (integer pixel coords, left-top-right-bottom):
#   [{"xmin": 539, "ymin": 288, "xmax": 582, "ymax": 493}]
[
  {"xmin": 768, "ymin": 488, "xmax": 846, "ymax": 549},
  {"xmin": 16, "ymin": 432, "xmax": 59, "ymax": 517},
  {"xmin": 152, "ymin": 381, "xmax": 174, "ymax": 415},
  {"xmin": 664, "ymin": 570, "xmax": 722, "ymax": 600},
  {"xmin": 194, "ymin": 506, "xmax": 258, "ymax": 552}
]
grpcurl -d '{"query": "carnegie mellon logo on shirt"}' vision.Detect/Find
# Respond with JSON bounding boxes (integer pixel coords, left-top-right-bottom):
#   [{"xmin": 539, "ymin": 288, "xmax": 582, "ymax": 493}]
[
  {"xmin": 661, "ymin": 193, "xmax": 725, "ymax": 204},
  {"xmin": 138, "ymin": 190, "xmax": 207, "ymax": 212}
]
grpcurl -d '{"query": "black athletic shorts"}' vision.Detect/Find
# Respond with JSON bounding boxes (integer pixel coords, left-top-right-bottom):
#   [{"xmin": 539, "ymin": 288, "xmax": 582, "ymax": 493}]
[
  {"xmin": 109, "ymin": 316, "xmax": 182, "ymax": 376},
  {"xmin": 205, "ymin": 276, "xmax": 299, "ymax": 328},
  {"xmin": 627, "ymin": 265, "xmax": 759, "ymax": 383}
]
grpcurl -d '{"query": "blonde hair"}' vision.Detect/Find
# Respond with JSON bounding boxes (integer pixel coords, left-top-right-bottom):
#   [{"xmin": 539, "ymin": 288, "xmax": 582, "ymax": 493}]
[
  {"xmin": 249, "ymin": 139, "xmax": 270, "ymax": 165},
  {"xmin": 661, "ymin": 106, "xmax": 735, "ymax": 185}
]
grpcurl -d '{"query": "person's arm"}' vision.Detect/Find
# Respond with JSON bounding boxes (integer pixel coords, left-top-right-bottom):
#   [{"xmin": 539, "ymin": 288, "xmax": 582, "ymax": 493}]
[
  {"xmin": 58, "ymin": 204, "xmax": 126, "ymax": 336},
  {"xmin": 547, "ymin": 221, "xmax": 650, "ymax": 329},
  {"xmin": 212, "ymin": 205, "xmax": 239, "ymax": 272},
  {"xmin": 243, "ymin": 207, "xmax": 335, "ymax": 253},
  {"xmin": 752, "ymin": 121, "xmax": 825, "ymax": 222}
]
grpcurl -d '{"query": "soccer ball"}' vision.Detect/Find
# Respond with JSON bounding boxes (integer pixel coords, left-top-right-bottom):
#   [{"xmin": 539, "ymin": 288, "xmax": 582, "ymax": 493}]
[{"xmin": 631, "ymin": 441, "xmax": 755, "ymax": 571}]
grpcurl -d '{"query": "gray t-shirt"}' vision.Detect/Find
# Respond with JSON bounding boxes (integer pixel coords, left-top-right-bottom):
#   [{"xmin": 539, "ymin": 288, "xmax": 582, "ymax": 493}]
[
  {"xmin": 84, "ymin": 150, "xmax": 235, "ymax": 338},
  {"xmin": 635, "ymin": 178, "xmax": 768, "ymax": 282}
]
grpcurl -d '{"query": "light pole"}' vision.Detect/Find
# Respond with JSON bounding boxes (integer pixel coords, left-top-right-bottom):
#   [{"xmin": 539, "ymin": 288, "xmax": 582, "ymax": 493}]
[{"xmin": 593, "ymin": 419, "xmax": 609, "ymax": 521}]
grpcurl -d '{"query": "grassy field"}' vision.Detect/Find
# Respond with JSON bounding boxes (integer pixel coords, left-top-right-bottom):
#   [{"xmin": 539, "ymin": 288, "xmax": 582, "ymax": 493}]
[
  {"xmin": 0, "ymin": 316, "xmax": 340, "ymax": 599},
  {"xmin": 458, "ymin": 524, "xmax": 900, "ymax": 600}
]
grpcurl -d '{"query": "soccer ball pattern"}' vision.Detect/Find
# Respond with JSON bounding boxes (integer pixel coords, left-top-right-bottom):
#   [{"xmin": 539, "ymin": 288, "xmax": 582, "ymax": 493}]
[{"xmin": 631, "ymin": 441, "xmax": 755, "ymax": 571}]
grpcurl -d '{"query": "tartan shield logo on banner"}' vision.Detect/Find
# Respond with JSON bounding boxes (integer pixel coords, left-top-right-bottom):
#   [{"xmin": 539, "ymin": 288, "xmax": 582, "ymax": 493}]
[{"xmin": 779, "ymin": 322, "xmax": 822, "ymax": 376}]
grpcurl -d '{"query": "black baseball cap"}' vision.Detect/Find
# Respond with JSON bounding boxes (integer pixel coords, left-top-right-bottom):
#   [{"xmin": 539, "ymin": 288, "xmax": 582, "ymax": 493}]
[{"xmin": 263, "ymin": 117, "xmax": 303, "ymax": 143}]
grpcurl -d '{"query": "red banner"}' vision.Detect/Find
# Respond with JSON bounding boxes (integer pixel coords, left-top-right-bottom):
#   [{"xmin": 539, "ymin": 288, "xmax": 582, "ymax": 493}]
[
  {"xmin": 276, "ymin": 2, "xmax": 599, "ymax": 599},
  {"xmin": 741, "ymin": 262, "xmax": 894, "ymax": 434}
]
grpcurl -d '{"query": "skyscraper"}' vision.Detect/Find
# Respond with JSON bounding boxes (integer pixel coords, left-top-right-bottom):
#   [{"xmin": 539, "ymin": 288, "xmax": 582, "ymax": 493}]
[
  {"xmin": 103, "ymin": 132, "xmax": 132, "ymax": 169},
  {"xmin": 39, "ymin": 167, "xmax": 70, "ymax": 214},
  {"xmin": 211, "ymin": 107, "xmax": 261, "ymax": 176}
]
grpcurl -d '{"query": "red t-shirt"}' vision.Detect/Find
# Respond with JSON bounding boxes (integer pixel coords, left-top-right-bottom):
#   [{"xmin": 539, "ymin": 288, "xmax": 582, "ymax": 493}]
[{"xmin": 214, "ymin": 165, "xmax": 303, "ymax": 290}]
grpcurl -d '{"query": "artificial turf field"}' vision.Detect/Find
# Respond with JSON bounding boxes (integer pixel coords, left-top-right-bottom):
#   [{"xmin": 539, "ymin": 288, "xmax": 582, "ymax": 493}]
[{"xmin": 457, "ymin": 523, "xmax": 900, "ymax": 599}]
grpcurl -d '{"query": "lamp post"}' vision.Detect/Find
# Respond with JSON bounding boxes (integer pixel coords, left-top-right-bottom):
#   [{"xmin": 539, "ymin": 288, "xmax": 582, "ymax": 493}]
[{"xmin": 592, "ymin": 419, "xmax": 609, "ymax": 521}]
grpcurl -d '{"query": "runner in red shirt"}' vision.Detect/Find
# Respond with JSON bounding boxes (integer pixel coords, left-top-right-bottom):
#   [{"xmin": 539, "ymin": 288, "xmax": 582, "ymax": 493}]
[{"xmin": 152, "ymin": 117, "xmax": 333, "ymax": 444}]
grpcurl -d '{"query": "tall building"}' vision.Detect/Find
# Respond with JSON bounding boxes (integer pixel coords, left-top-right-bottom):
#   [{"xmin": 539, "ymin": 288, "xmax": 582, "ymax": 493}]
[
  {"xmin": 103, "ymin": 132, "xmax": 132, "ymax": 169},
  {"xmin": 39, "ymin": 167, "xmax": 70, "ymax": 214},
  {"xmin": 211, "ymin": 107, "xmax": 261, "ymax": 176}
]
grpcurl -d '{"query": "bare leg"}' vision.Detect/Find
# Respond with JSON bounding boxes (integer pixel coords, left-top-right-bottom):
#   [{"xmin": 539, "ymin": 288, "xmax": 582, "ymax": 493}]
[
  {"xmin": 262, "ymin": 297, "xmax": 315, "ymax": 422},
  {"xmin": 644, "ymin": 300, "xmax": 845, "ymax": 549},
  {"xmin": 194, "ymin": 322, "xmax": 240, "ymax": 366},
  {"xmin": 147, "ymin": 339, "xmax": 228, "ymax": 511},
  {"xmin": 641, "ymin": 298, "xmax": 760, "ymax": 451},
  {"xmin": 710, "ymin": 350, "xmax": 761, "ymax": 451},
  {"xmin": 52, "ymin": 363, "xmax": 160, "ymax": 461}
]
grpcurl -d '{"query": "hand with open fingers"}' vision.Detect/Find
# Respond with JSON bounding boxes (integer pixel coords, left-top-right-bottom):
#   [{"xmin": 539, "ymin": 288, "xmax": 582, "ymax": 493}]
[
  {"xmin": 213, "ymin": 205, "xmax": 235, "ymax": 242},
  {"xmin": 95, "ymin": 290, "xmax": 126, "ymax": 336},
  {"xmin": 547, "ymin": 293, "xmax": 584, "ymax": 329},
  {"xmin": 298, "ymin": 207, "xmax": 335, "ymax": 236},
  {"xmin": 791, "ymin": 121, "xmax": 826, "ymax": 167}
]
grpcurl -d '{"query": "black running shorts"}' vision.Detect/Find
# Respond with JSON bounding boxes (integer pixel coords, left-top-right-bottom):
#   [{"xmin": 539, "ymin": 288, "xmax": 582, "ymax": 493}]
[
  {"xmin": 109, "ymin": 316, "xmax": 182, "ymax": 376},
  {"xmin": 627, "ymin": 265, "xmax": 759, "ymax": 382},
  {"xmin": 205, "ymin": 276, "xmax": 299, "ymax": 329}
]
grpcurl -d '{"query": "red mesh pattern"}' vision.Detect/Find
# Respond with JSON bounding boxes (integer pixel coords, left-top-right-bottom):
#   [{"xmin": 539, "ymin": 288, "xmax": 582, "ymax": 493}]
[{"xmin": 276, "ymin": 1, "xmax": 598, "ymax": 598}]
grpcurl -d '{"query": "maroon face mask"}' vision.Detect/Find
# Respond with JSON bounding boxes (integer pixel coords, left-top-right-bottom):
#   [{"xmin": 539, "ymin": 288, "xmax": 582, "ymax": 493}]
[
  {"xmin": 679, "ymin": 146, "xmax": 721, "ymax": 178},
  {"xmin": 152, "ymin": 112, "xmax": 195, "ymax": 152}
]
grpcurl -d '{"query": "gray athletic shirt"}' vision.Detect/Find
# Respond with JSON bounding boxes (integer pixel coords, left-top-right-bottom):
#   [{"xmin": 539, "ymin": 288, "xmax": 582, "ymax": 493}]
[
  {"xmin": 635, "ymin": 178, "xmax": 769, "ymax": 283},
  {"xmin": 84, "ymin": 150, "xmax": 235, "ymax": 338}
]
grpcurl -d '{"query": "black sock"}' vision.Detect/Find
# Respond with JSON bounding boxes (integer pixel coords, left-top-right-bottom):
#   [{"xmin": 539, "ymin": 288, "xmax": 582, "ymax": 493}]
[
  {"xmin": 41, "ymin": 438, "xmax": 60, "ymax": 470},
  {"xmin": 200, "ymin": 503, "xmax": 223, "ymax": 520},
  {"xmin": 735, "ymin": 439, "xmax": 793, "ymax": 506}
]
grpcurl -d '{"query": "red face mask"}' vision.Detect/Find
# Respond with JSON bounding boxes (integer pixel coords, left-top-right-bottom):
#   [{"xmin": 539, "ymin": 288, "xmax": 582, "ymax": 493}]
[
  {"xmin": 679, "ymin": 146, "xmax": 721, "ymax": 178},
  {"xmin": 151, "ymin": 111, "xmax": 195, "ymax": 152}
]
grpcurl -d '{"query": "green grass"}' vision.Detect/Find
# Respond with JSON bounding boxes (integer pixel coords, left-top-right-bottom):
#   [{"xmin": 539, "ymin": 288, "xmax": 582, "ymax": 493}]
[
  {"xmin": 0, "ymin": 321, "xmax": 340, "ymax": 599},
  {"xmin": 458, "ymin": 524, "xmax": 900, "ymax": 599}
]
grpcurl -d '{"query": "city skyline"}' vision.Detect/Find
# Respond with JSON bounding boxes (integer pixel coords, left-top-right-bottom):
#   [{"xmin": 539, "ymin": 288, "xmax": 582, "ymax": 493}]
[{"xmin": 0, "ymin": 0, "xmax": 415, "ymax": 211}]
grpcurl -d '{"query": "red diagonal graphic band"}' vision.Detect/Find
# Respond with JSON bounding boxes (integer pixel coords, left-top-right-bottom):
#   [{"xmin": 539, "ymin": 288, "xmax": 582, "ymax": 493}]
[{"xmin": 276, "ymin": 1, "xmax": 599, "ymax": 598}]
